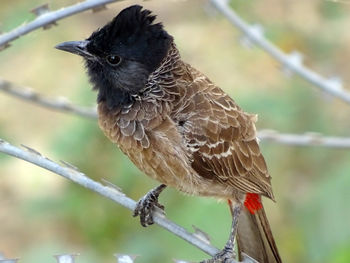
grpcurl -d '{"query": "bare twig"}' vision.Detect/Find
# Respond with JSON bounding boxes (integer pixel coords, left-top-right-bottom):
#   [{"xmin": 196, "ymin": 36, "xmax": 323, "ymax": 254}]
[
  {"xmin": 0, "ymin": 79, "xmax": 97, "ymax": 119},
  {"xmin": 3, "ymin": 78, "xmax": 350, "ymax": 149},
  {"xmin": 54, "ymin": 254, "xmax": 79, "ymax": 263},
  {"xmin": 0, "ymin": 0, "xmax": 125, "ymax": 50},
  {"xmin": 0, "ymin": 139, "xmax": 247, "ymax": 262},
  {"xmin": 258, "ymin": 130, "xmax": 350, "ymax": 149},
  {"xmin": 0, "ymin": 259, "xmax": 19, "ymax": 263},
  {"xmin": 114, "ymin": 254, "xmax": 138, "ymax": 263},
  {"xmin": 210, "ymin": 0, "xmax": 350, "ymax": 105},
  {"xmin": 326, "ymin": 0, "xmax": 350, "ymax": 4}
]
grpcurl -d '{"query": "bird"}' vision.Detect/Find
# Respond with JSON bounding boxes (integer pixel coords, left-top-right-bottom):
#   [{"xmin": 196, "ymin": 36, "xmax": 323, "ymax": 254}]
[{"xmin": 55, "ymin": 5, "xmax": 282, "ymax": 263}]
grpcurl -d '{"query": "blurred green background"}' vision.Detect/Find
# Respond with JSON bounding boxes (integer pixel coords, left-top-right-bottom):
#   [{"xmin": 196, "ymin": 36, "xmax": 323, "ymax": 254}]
[{"xmin": 1, "ymin": 0, "xmax": 350, "ymax": 262}]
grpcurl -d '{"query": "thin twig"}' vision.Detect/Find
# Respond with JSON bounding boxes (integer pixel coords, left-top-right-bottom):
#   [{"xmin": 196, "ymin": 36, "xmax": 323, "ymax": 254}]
[
  {"xmin": 0, "ymin": 0, "xmax": 125, "ymax": 50},
  {"xmin": 2, "ymin": 78, "xmax": 350, "ymax": 149},
  {"xmin": 0, "ymin": 79, "xmax": 97, "ymax": 119},
  {"xmin": 0, "ymin": 139, "xmax": 248, "ymax": 262},
  {"xmin": 210, "ymin": 0, "xmax": 350, "ymax": 105},
  {"xmin": 326, "ymin": 0, "xmax": 350, "ymax": 4},
  {"xmin": 258, "ymin": 130, "xmax": 350, "ymax": 149}
]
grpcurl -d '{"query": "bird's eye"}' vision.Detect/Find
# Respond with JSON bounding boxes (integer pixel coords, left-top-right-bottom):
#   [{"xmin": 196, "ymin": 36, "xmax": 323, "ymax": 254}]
[{"xmin": 106, "ymin": 55, "xmax": 121, "ymax": 66}]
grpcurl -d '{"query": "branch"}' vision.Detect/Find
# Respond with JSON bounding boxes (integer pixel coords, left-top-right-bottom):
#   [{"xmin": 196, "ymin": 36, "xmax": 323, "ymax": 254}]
[
  {"xmin": 0, "ymin": 79, "xmax": 97, "ymax": 119},
  {"xmin": 210, "ymin": 0, "xmax": 350, "ymax": 105},
  {"xmin": 0, "ymin": 0, "xmax": 124, "ymax": 50},
  {"xmin": 1, "ymin": 139, "xmax": 256, "ymax": 263},
  {"xmin": 1, "ymin": 253, "xmax": 139, "ymax": 263},
  {"xmin": 3, "ymin": 79, "xmax": 350, "ymax": 149},
  {"xmin": 258, "ymin": 130, "xmax": 350, "ymax": 149}
]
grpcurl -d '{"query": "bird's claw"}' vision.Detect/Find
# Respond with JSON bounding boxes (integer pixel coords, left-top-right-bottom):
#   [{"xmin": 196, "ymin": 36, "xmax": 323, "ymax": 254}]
[
  {"xmin": 133, "ymin": 185, "xmax": 166, "ymax": 227},
  {"xmin": 200, "ymin": 246, "xmax": 236, "ymax": 263}
]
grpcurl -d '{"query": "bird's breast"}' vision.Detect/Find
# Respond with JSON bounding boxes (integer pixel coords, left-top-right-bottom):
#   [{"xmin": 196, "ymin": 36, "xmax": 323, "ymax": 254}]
[
  {"xmin": 97, "ymin": 100, "xmax": 238, "ymax": 198},
  {"xmin": 97, "ymin": 101, "xmax": 190, "ymax": 186}
]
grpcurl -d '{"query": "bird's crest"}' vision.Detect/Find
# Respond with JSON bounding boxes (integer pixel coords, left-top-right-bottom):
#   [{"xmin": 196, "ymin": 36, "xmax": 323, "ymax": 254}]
[
  {"xmin": 86, "ymin": 5, "xmax": 173, "ymax": 72},
  {"xmin": 88, "ymin": 5, "xmax": 158, "ymax": 46}
]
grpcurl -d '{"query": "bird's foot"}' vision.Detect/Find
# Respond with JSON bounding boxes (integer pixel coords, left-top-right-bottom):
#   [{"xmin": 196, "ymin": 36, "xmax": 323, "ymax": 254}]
[
  {"xmin": 133, "ymin": 184, "xmax": 166, "ymax": 227},
  {"xmin": 200, "ymin": 245, "xmax": 236, "ymax": 263}
]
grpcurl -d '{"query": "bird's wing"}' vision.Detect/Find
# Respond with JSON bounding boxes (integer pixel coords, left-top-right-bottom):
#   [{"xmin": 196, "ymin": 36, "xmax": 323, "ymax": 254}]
[{"xmin": 176, "ymin": 66, "xmax": 274, "ymax": 199}]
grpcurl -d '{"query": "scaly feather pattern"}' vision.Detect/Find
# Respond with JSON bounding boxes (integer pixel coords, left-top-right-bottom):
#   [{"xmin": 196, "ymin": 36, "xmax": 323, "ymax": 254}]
[
  {"xmin": 57, "ymin": 5, "xmax": 281, "ymax": 262},
  {"xmin": 98, "ymin": 43, "xmax": 274, "ymax": 201},
  {"xmin": 98, "ymin": 43, "xmax": 281, "ymax": 262}
]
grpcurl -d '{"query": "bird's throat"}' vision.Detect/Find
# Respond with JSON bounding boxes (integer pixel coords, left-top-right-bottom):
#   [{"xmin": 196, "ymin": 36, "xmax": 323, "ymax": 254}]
[{"xmin": 97, "ymin": 86, "xmax": 133, "ymax": 110}]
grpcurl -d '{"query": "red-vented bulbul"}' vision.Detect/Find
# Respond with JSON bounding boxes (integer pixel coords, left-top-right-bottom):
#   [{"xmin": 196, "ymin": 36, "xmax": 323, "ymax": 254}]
[{"xmin": 56, "ymin": 5, "xmax": 282, "ymax": 263}]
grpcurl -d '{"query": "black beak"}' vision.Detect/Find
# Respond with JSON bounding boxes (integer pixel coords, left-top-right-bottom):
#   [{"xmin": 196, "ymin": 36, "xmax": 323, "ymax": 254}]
[{"xmin": 55, "ymin": 40, "xmax": 93, "ymax": 59}]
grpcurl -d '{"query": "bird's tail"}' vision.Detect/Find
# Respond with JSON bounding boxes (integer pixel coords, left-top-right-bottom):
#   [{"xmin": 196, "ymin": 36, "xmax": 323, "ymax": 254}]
[{"xmin": 236, "ymin": 204, "xmax": 282, "ymax": 263}]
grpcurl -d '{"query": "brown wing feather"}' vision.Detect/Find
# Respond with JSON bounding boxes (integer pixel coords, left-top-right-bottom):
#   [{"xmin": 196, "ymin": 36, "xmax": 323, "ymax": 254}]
[
  {"xmin": 98, "ymin": 44, "xmax": 274, "ymax": 199},
  {"xmin": 178, "ymin": 65, "xmax": 274, "ymax": 199}
]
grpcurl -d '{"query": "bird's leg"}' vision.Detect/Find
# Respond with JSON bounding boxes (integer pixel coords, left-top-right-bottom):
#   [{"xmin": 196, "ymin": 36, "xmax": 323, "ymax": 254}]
[
  {"xmin": 200, "ymin": 200, "xmax": 242, "ymax": 263},
  {"xmin": 133, "ymin": 184, "xmax": 167, "ymax": 227},
  {"xmin": 225, "ymin": 200, "xmax": 242, "ymax": 251}
]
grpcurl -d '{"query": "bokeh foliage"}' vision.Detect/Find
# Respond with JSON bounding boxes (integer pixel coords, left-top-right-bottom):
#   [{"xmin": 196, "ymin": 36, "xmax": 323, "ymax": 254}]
[{"xmin": 0, "ymin": 0, "xmax": 350, "ymax": 262}]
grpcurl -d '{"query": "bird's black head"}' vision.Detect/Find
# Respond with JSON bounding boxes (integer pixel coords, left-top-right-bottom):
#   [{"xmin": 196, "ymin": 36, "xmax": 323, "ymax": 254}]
[{"xmin": 55, "ymin": 5, "xmax": 173, "ymax": 109}]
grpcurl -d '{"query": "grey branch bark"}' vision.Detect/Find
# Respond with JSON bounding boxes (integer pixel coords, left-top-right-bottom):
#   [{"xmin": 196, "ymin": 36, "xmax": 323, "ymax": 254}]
[
  {"xmin": 210, "ymin": 0, "xmax": 350, "ymax": 105},
  {"xmin": 0, "ymin": 79, "xmax": 97, "ymax": 119},
  {"xmin": 0, "ymin": 139, "xmax": 241, "ymax": 262},
  {"xmin": 2, "ymin": 78, "xmax": 350, "ymax": 149},
  {"xmin": 258, "ymin": 130, "xmax": 350, "ymax": 148},
  {"xmin": 0, "ymin": 0, "xmax": 125, "ymax": 50}
]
